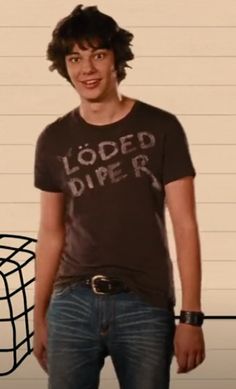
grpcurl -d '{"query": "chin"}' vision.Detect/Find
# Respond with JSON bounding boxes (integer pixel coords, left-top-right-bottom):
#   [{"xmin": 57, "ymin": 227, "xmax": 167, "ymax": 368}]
[
  {"xmin": 79, "ymin": 90, "xmax": 108, "ymax": 103},
  {"xmin": 81, "ymin": 95, "xmax": 104, "ymax": 103}
]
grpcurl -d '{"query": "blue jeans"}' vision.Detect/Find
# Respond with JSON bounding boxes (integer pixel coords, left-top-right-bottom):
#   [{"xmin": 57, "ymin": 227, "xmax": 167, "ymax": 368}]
[{"xmin": 47, "ymin": 282, "xmax": 175, "ymax": 389}]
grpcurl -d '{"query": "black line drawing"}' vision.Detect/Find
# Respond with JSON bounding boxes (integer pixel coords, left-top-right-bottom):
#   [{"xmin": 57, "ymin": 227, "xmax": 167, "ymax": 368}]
[
  {"xmin": 0, "ymin": 234, "xmax": 235, "ymax": 377},
  {"xmin": 0, "ymin": 234, "xmax": 36, "ymax": 376}
]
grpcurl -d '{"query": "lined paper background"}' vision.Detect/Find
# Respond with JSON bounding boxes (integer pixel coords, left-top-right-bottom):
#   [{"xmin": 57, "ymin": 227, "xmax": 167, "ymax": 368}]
[{"xmin": 0, "ymin": 1, "xmax": 236, "ymax": 388}]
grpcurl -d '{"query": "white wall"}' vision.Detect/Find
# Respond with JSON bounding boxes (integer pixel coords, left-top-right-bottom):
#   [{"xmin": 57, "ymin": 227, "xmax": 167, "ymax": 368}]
[{"xmin": 0, "ymin": 1, "xmax": 236, "ymax": 388}]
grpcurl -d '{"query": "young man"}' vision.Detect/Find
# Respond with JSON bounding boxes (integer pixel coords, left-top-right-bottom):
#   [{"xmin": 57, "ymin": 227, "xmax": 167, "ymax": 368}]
[{"xmin": 33, "ymin": 4, "xmax": 205, "ymax": 389}]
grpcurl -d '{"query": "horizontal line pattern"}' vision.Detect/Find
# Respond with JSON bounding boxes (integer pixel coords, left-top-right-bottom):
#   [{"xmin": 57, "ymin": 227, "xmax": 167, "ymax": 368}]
[
  {"xmin": 1, "ymin": 201, "xmax": 236, "ymax": 204},
  {"xmin": 1, "ymin": 84, "xmax": 236, "ymax": 87},
  {"xmin": 0, "ymin": 288, "xmax": 235, "ymax": 292},
  {"xmin": 1, "ymin": 173, "xmax": 236, "ymax": 176},
  {"xmin": 1, "ymin": 55, "xmax": 236, "ymax": 58},
  {"xmin": 2, "ymin": 229, "xmax": 236, "ymax": 232},
  {"xmin": 1, "ymin": 144, "xmax": 236, "ymax": 146},
  {"xmin": 1, "ymin": 29, "xmax": 235, "ymax": 58},
  {"xmin": 2, "ymin": 143, "xmax": 236, "ymax": 146},
  {"xmin": 1, "ymin": 25, "xmax": 236, "ymax": 28},
  {"xmin": 0, "ymin": 114, "xmax": 236, "ymax": 116},
  {"xmin": 0, "ymin": 377, "xmax": 236, "ymax": 382}
]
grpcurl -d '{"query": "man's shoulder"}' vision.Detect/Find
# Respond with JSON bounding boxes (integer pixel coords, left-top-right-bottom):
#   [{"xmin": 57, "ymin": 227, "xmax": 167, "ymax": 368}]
[
  {"xmin": 137, "ymin": 100, "xmax": 182, "ymax": 134},
  {"xmin": 138, "ymin": 100, "xmax": 176, "ymax": 120},
  {"xmin": 38, "ymin": 108, "xmax": 77, "ymax": 141}
]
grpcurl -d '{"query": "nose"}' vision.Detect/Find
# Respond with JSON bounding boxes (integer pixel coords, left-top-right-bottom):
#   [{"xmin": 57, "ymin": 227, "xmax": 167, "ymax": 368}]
[{"xmin": 81, "ymin": 57, "xmax": 96, "ymax": 74}]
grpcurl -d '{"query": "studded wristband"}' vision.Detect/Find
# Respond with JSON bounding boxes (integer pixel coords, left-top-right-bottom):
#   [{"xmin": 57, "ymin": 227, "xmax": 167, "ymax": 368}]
[{"xmin": 179, "ymin": 310, "xmax": 204, "ymax": 326}]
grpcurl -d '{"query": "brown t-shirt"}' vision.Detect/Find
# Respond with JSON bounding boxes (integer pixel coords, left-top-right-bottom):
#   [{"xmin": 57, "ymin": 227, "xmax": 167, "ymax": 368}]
[{"xmin": 34, "ymin": 100, "xmax": 196, "ymax": 309}]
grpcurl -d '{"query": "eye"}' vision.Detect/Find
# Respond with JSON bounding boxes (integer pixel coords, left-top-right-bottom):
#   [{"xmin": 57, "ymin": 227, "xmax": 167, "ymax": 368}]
[
  {"xmin": 94, "ymin": 52, "xmax": 106, "ymax": 60},
  {"xmin": 67, "ymin": 56, "xmax": 80, "ymax": 64}
]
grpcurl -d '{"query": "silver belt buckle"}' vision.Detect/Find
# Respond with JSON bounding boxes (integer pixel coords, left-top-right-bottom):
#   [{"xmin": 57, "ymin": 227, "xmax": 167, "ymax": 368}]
[{"xmin": 91, "ymin": 274, "xmax": 109, "ymax": 294}]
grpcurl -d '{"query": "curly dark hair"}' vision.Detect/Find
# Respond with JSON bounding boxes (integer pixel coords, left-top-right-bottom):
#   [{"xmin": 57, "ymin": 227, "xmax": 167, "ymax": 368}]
[{"xmin": 47, "ymin": 4, "xmax": 134, "ymax": 84}]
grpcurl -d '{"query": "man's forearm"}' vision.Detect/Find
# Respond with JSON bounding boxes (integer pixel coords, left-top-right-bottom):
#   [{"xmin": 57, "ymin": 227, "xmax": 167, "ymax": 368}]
[
  {"xmin": 34, "ymin": 227, "xmax": 65, "ymax": 323},
  {"xmin": 174, "ymin": 221, "xmax": 202, "ymax": 311}
]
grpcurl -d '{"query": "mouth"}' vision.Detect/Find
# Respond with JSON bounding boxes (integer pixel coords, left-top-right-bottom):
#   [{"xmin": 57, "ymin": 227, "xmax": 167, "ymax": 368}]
[{"xmin": 81, "ymin": 79, "xmax": 101, "ymax": 88}]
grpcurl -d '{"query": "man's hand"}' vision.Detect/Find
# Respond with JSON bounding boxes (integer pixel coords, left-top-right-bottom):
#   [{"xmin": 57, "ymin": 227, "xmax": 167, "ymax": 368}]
[
  {"xmin": 174, "ymin": 323, "xmax": 205, "ymax": 373},
  {"xmin": 33, "ymin": 319, "xmax": 48, "ymax": 374}
]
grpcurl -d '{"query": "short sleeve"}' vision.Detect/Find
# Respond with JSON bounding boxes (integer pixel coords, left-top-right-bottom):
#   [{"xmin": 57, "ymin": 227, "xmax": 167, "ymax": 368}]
[
  {"xmin": 34, "ymin": 128, "xmax": 62, "ymax": 192},
  {"xmin": 162, "ymin": 115, "xmax": 196, "ymax": 185}
]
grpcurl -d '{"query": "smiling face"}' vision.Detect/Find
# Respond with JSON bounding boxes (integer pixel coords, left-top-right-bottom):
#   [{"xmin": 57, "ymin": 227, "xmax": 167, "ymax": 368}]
[{"xmin": 65, "ymin": 42, "xmax": 118, "ymax": 103}]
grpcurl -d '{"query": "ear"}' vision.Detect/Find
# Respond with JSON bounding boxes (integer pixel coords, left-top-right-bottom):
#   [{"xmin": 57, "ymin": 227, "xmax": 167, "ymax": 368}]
[{"xmin": 111, "ymin": 65, "xmax": 118, "ymax": 82}]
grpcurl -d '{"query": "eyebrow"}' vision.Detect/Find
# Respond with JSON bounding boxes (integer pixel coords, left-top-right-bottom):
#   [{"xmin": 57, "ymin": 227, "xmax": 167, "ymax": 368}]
[{"xmin": 67, "ymin": 47, "xmax": 107, "ymax": 55}]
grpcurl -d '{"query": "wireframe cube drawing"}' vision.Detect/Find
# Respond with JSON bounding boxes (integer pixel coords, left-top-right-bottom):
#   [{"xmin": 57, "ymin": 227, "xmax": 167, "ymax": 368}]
[{"xmin": 0, "ymin": 234, "xmax": 36, "ymax": 376}]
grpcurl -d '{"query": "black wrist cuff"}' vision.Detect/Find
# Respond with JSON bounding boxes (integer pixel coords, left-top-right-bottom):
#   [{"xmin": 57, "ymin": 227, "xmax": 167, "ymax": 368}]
[{"xmin": 180, "ymin": 310, "xmax": 204, "ymax": 326}]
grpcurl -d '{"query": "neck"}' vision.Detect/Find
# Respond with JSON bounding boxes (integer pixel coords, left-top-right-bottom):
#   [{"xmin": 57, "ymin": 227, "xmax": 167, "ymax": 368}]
[{"xmin": 79, "ymin": 94, "xmax": 135, "ymax": 126}]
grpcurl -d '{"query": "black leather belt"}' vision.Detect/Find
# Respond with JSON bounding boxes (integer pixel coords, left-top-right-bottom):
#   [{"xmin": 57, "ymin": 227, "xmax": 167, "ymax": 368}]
[{"xmin": 80, "ymin": 274, "xmax": 130, "ymax": 295}]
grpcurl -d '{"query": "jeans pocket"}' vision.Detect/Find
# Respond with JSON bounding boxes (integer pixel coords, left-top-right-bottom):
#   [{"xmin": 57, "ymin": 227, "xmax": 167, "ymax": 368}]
[{"xmin": 51, "ymin": 284, "xmax": 72, "ymax": 298}]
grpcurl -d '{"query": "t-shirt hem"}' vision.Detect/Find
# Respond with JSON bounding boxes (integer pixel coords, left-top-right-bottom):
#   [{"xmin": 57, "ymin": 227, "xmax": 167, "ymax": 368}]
[
  {"xmin": 163, "ymin": 171, "xmax": 196, "ymax": 186},
  {"xmin": 34, "ymin": 182, "xmax": 62, "ymax": 193}
]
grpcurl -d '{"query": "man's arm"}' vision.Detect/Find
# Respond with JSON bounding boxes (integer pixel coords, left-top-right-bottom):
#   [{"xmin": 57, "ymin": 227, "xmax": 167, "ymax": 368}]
[
  {"xmin": 165, "ymin": 176, "xmax": 205, "ymax": 373},
  {"xmin": 33, "ymin": 191, "xmax": 65, "ymax": 372}
]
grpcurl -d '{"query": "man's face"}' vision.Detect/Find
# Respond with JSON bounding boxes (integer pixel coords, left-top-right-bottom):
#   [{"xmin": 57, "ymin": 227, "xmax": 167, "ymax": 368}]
[{"xmin": 65, "ymin": 42, "xmax": 118, "ymax": 103}]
